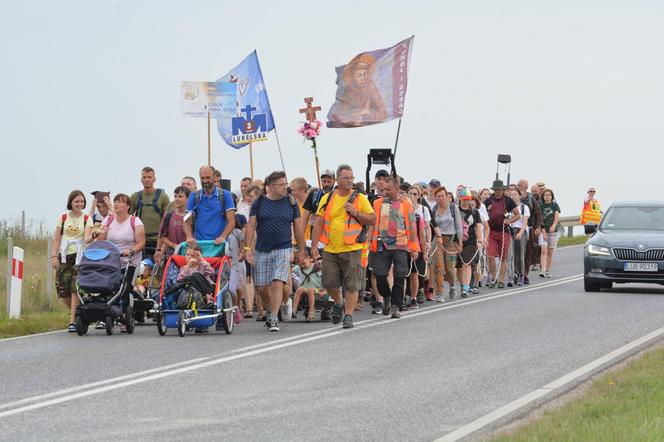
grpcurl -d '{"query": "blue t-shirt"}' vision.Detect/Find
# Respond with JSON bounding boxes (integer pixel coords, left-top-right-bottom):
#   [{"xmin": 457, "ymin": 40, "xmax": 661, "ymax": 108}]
[
  {"xmin": 186, "ymin": 188, "xmax": 236, "ymax": 240},
  {"xmin": 250, "ymin": 196, "xmax": 300, "ymax": 252}
]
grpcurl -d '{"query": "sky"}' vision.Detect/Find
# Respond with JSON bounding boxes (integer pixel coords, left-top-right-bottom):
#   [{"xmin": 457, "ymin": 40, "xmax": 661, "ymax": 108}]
[{"xmin": 1, "ymin": 0, "xmax": 662, "ymax": 229}]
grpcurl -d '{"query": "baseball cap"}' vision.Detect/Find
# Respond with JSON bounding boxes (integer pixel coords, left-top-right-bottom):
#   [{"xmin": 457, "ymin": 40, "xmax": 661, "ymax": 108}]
[
  {"xmin": 320, "ymin": 169, "xmax": 335, "ymax": 179},
  {"xmin": 374, "ymin": 169, "xmax": 390, "ymax": 179},
  {"xmin": 588, "ymin": 187, "xmax": 596, "ymax": 192},
  {"xmin": 536, "ymin": 181, "xmax": 546, "ymax": 189},
  {"xmin": 428, "ymin": 179, "xmax": 441, "ymax": 187},
  {"xmin": 458, "ymin": 187, "xmax": 473, "ymax": 200}
]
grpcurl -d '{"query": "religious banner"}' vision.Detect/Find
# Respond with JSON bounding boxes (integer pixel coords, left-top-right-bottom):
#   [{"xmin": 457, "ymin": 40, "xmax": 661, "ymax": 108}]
[
  {"xmin": 180, "ymin": 81, "xmax": 237, "ymax": 118},
  {"xmin": 327, "ymin": 36, "xmax": 414, "ymax": 128},
  {"xmin": 216, "ymin": 51, "xmax": 276, "ymax": 148}
]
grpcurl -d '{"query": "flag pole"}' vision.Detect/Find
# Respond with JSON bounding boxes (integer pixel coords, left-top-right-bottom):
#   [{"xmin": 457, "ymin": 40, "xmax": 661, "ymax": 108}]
[
  {"xmin": 207, "ymin": 111, "xmax": 212, "ymax": 165},
  {"xmin": 272, "ymin": 125, "xmax": 286, "ymax": 172},
  {"xmin": 249, "ymin": 141, "xmax": 255, "ymax": 181},
  {"xmin": 393, "ymin": 118, "xmax": 402, "ymax": 160},
  {"xmin": 312, "ymin": 138, "xmax": 322, "ymax": 188}
]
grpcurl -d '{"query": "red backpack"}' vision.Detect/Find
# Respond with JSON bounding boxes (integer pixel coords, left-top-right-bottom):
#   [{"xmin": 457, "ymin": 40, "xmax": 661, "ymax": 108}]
[
  {"xmin": 60, "ymin": 213, "xmax": 90, "ymax": 236},
  {"xmin": 105, "ymin": 214, "xmax": 137, "ymax": 232}
]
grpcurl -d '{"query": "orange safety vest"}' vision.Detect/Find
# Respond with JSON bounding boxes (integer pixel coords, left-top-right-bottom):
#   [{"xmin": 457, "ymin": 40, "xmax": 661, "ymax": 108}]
[
  {"xmin": 370, "ymin": 197, "xmax": 420, "ymax": 253},
  {"xmin": 580, "ymin": 199, "xmax": 601, "ymax": 224},
  {"xmin": 319, "ymin": 191, "xmax": 364, "ymax": 246}
]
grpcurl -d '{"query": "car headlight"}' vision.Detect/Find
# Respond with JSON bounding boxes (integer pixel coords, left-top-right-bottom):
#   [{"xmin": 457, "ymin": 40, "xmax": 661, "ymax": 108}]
[{"xmin": 588, "ymin": 244, "xmax": 611, "ymax": 256}]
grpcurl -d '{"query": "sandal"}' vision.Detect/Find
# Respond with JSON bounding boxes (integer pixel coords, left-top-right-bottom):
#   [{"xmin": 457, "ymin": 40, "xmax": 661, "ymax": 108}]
[
  {"xmin": 306, "ymin": 311, "xmax": 315, "ymax": 322},
  {"xmin": 243, "ymin": 311, "xmax": 254, "ymax": 319},
  {"xmin": 67, "ymin": 323, "xmax": 76, "ymax": 333},
  {"xmin": 354, "ymin": 302, "xmax": 363, "ymax": 311},
  {"xmin": 95, "ymin": 321, "xmax": 105, "ymax": 330}
]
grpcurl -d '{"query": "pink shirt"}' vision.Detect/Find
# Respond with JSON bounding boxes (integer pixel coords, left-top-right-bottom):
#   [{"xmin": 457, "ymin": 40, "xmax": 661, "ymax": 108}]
[{"xmin": 105, "ymin": 215, "xmax": 143, "ymax": 267}]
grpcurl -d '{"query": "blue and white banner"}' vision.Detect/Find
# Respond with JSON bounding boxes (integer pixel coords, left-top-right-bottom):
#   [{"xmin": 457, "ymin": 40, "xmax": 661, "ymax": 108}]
[{"xmin": 216, "ymin": 51, "xmax": 276, "ymax": 149}]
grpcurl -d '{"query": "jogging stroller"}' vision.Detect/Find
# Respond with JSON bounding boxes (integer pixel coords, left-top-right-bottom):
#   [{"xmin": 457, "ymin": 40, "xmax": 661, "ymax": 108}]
[
  {"xmin": 154, "ymin": 240, "xmax": 236, "ymax": 337},
  {"xmin": 74, "ymin": 241, "xmax": 135, "ymax": 336}
]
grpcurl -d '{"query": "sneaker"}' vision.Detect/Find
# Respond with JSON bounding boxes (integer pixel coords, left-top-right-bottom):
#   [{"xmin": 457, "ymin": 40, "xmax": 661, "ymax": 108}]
[
  {"xmin": 470, "ymin": 287, "xmax": 480, "ymax": 295},
  {"xmin": 390, "ymin": 305, "xmax": 401, "ymax": 319},
  {"xmin": 461, "ymin": 289, "xmax": 469, "ymax": 298},
  {"xmin": 449, "ymin": 287, "xmax": 457, "ymax": 300},
  {"xmin": 416, "ymin": 289, "xmax": 426, "ymax": 304},
  {"xmin": 321, "ymin": 307, "xmax": 332, "ymax": 321},
  {"xmin": 435, "ymin": 294, "xmax": 446, "ymax": 303},
  {"xmin": 291, "ymin": 312, "xmax": 298, "ymax": 320},
  {"xmin": 425, "ymin": 292, "xmax": 436, "ymax": 302},
  {"xmin": 523, "ymin": 276, "xmax": 530, "ymax": 285},
  {"xmin": 68, "ymin": 323, "xmax": 76, "ymax": 333},
  {"xmin": 544, "ymin": 272, "xmax": 552, "ymax": 278},
  {"xmin": 119, "ymin": 323, "xmax": 127, "ymax": 333},
  {"xmin": 281, "ymin": 298, "xmax": 293, "ymax": 322},
  {"xmin": 94, "ymin": 321, "xmax": 105, "ymax": 330},
  {"xmin": 487, "ymin": 281, "xmax": 497, "ymax": 288},
  {"xmin": 517, "ymin": 276, "xmax": 525, "ymax": 286},
  {"xmin": 363, "ymin": 291, "xmax": 372, "ymax": 303},
  {"xmin": 342, "ymin": 315, "xmax": 354, "ymax": 329},
  {"xmin": 497, "ymin": 282, "xmax": 505, "ymax": 289},
  {"xmin": 408, "ymin": 298, "xmax": 418, "ymax": 309},
  {"xmin": 234, "ymin": 309, "xmax": 242, "ymax": 324},
  {"xmin": 371, "ymin": 301, "xmax": 383, "ymax": 315},
  {"xmin": 507, "ymin": 281, "xmax": 514, "ymax": 287},
  {"xmin": 382, "ymin": 301, "xmax": 391, "ymax": 316},
  {"xmin": 539, "ymin": 272, "xmax": 546, "ymax": 278},
  {"xmin": 268, "ymin": 320, "xmax": 279, "ymax": 332},
  {"xmin": 331, "ymin": 304, "xmax": 343, "ymax": 325}
]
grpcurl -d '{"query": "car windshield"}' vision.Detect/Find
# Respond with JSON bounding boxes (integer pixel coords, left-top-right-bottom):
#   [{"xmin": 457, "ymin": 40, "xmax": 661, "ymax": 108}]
[{"xmin": 601, "ymin": 206, "xmax": 664, "ymax": 231}]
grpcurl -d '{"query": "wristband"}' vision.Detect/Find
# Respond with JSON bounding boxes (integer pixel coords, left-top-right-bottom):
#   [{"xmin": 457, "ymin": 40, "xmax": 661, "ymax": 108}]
[{"xmin": 243, "ymin": 246, "xmax": 251, "ymax": 251}]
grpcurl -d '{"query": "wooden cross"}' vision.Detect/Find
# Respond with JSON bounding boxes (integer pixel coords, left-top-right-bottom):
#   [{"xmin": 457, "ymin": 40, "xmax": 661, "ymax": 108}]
[{"xmin": 299, "ymin": 97, "xmax": 321, "ymax": 122}]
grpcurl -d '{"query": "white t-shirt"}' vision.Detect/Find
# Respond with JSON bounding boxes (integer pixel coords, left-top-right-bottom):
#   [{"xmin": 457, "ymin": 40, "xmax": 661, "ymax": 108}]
[
  {"xmin": 105, "ymin": 215, "xmax": 144, "ymax": 267},
  {"xmin": 477, "ymin": 205, "xmax": 489, "ymax": 238},
  {"xmin": 512, "ymin": 204, "xmax": 531, "ymax": 231}
]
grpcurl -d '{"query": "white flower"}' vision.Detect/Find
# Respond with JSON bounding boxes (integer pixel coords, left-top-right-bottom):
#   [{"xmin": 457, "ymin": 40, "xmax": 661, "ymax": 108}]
[{"xmin": 309, "ymin": 122, "xmax": 318, "ymax": 129}]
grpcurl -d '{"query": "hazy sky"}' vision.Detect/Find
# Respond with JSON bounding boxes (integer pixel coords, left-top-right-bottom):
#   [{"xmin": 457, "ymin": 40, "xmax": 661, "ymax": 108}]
[{"xmin": 1, "ymin": 0, "xmax": 662, "ymax": 228}]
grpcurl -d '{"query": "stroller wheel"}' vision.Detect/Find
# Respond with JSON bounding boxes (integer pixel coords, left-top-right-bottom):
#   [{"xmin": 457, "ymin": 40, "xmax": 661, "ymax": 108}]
[
  {"xmin": 156, "ymin": 310, "xmax": 167, "ymax": 336},
  {"xmin": 177, "ymin": 310, "xmax": 186, "ymax": 337},
  {"xmin": 221, "ymin": 291, "xmax": 234, "ymax": 335},
  {"xmin": 105, "ymin": 315, "xmax": 114, "ymax": 336},
  {"xmin": 124, "ymin": 305, "xmax": 135, "ymax": 335},
  {"xmin": 75, "ymin": 314, "xmax": 87, "ymax": 336}
]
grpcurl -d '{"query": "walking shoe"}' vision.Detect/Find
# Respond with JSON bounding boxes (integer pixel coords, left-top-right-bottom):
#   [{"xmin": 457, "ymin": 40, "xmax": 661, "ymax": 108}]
[
  {"xmin": 95, "ymin": 321, "xmax": 105, "ymax": 330},
  {"xmin": 416, "ymin": 289, "xmax": 426, "ymax": 304},
  {"xmin": 280, "ymin": 298, "xmax": 293, "ymax": 322},
  {"xmin": 539, "ymin": 272, "xmax": 546, "ymax": 278},
  {"xmin": 470, "ymin": 286, "xmax": 480, "ymax": 295},
  {"xmin": 331, "ymin": 304, "xmax": 343, "ymax": 325},
  {"xmin": 544, "ymin": 272, "xmax": 552, "ymax": 278},
  {"xmin": 342, "ymin": 315, "xmax": 354, "ymax": 329},
  {"xmin": 461, "ymin": 289, "xmax": 469, "ymax": 298},
  {"xmin": 234, "ymin": 308, "xmax": 242, "ymax": 324},
  {"xmin": 371, "ymin": 301, "xmax": 383, "ymax": 315},
  {"xmin": 267, "ymin": 319, "xmax": 279, "ymax": 332},
  {"xmin": 523, "ymin": 276, "xmax": 530, "ymax": 285},
  {"xmin": 321, "ymin": 307, "xmax": 332, "ymax": 321},
  {"xmin": 68, "ymin": 323, "xmax": 76, "ymax": 333},
  {"xmin": 517, "ymin": 276, "xmax": 525, "ymax": 287},
  {"xmin": 435, "ymin": 293, "xmax": 445, "ymax": 303},
  {"xmin": 425, "ymin": 292, "xmax": 436, "ymax": 302},
  {"xmin": 390, "ymin": 305, "xmax": 401, "ymax": 319},
  {"xmin": 408, "ymin": 298, "xmax": 418, "ymax": 309},
  {"xmin": 507, "ymin": 281, "xmax": 514, "ymax": 287},
  {"xmin": 487, "ymin": 281, "xmax": 497, "ymax": 288},
  {"xmin": 382, "ymin": 301, "xmax": 391, "ymax": 316},
  {"xmin": 449, "ymin": 287, "xmax": 457, "ymax": 300},
  {"xmin": 363, "ymin": 291, "xmax": 372, "ymax": 302},
  {"xmin": 497, "ymin": 282, "xmax": 505, "ymax": 289}
]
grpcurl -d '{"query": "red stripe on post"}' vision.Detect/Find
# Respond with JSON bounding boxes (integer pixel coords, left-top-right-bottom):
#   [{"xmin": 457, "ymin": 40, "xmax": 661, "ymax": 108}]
[
  {"xmin": 18, "ymin": 260, "xmax": 23, "ymax": 280},
  {"xmin": 11, "ymin": 258, "xmax": 24, "ymax": 280}
]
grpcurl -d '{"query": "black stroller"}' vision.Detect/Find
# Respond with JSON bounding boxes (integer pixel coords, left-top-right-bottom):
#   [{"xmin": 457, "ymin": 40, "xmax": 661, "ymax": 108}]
[{"xmin": 75, "ymin": 240, "xmax": 135, "ymax": 336}]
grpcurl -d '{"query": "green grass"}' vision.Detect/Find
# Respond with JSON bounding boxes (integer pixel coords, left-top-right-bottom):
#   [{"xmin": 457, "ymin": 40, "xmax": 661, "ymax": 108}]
[
  {"xmin": 493, "ymin": 347, "xmax": 664, "ymax": 442},
  {"xmin": 558, "ymin": 235, "xmax": 587, "ymax": 248},
  {"xmin": 0, "ymin": 310, "xmax": 69, "ymax": 338}
]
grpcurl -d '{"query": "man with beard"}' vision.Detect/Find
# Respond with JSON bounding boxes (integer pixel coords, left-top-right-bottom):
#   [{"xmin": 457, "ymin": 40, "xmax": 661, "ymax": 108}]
[{"xmin": 517, "ymin": 179, "xmax": 543, "ymax": 284}]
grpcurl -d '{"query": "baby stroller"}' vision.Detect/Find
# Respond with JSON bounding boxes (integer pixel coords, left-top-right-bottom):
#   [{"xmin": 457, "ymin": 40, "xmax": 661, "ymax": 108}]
[
  {"xmin": 74, "ymin": 241, "xmax": 135, "ymax": 336},
  {"xmin": 154, "ymin": 241, "xmax": 236, "ymax": 337}
]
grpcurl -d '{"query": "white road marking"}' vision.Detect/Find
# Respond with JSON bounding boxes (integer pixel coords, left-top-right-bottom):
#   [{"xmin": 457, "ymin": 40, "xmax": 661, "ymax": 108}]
[
  {"xmin": 434, "ymin": 323, "xmax": 664, "ymax": 442},
  {"xmin": 0, "ymin": 275, "xmax": 583, "ymax": 419},
  {"xmin": 0, "ymin": 330, "xmax": 63, "ymax": 343}
]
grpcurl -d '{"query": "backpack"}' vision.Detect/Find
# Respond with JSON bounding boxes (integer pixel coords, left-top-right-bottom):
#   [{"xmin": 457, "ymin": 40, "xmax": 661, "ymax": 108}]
[
  {"xmin": 105, "ymin": 214, "xmax": 137, "ymax": 232},
  {"xmin": 319, "ymin": 191, "xmax": 367, "ymax": 243},
  {"xmin": 432, "ymin": 203, "xmax": 460, "ymax": 240},
  {"xmin": 253, "ymin": 195, "xmax": 298, "ymax": 225},
  {"xmin": 523, "ymin": 194, "xmax": 536, "ymax": 228},
  {"xmin": 136, "ymin": 188, "xmax": 164, "ymax": 218},
  {"xmin": 60, "ymin": 213, "xmax": 90, "ymax": 236},
  {"xmin": 192, "ymin": 189, "xmax": 227, "ymax": 217}
]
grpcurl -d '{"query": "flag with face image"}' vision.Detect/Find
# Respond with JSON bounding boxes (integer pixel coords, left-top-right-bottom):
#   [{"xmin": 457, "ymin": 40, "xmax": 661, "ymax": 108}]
[
  {"xmin": 327, "ymin": 36, "xmax": 414, "ymax": 128},
  {"xmin": 216, "ymin": 51, "xmax": 276, "ymax": 148}
]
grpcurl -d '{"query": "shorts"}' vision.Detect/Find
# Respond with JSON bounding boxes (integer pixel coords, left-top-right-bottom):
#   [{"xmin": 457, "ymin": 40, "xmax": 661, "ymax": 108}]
[
  {"xmin": 372, "ymin": 249, "xmax": 409, "ymax": 279},
  {"xmin": 357, "ymin": 266, "xmax": 367, "ymax": 293},
  {"xmin": 253, "ymin": 248, "xmax": 291, "ymax": 287},
  {"xmin": 229, "ymin": 262, "xmax": 247, "ymax": 295},
  {"xmin": 56, "ymin": 254, "xmax": 78, "ymax": 298},
  {"xmin": 411, "ymin": 252, "xmax": 426, "ymax": 278},
  {"xmin": 456, "ymin": 243, "xmax": 478, "ymax": 268},
  {"xmin": 487, "ymin": 230, "xmax": 511, "ymax": 259},
  {"xmin": 321, "ymin": 250, "xmax": 361, "ymax": 293},
  {"xmin": 546, "ymin": 232, "xmax": 559, "ymax": 249}
]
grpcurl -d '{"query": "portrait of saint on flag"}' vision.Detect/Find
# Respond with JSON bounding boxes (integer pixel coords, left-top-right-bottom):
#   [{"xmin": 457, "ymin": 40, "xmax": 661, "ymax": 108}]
[{"xmin": 327, "ymin": 36, "xmax": 414, "ymax": 128}]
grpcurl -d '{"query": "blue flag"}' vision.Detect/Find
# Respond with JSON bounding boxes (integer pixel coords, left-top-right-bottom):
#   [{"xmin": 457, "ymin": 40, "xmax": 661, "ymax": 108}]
[{"xmin": 216, "ymin": 51, "xmax": 275, "ymax": 149}]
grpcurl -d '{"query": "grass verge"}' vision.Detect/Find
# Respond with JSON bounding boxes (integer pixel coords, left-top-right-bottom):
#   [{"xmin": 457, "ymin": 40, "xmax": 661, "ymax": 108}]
[
  {"xmin": 558, "ymin": 235, "xmax": 587, "ymax": 247},
  {"xmin": 0, "ymin": 311, "xmax": 68, "ymax": 339},
  {"xmin": 493, "ymin": 346, "xmax": 664, "ymax": 441}
]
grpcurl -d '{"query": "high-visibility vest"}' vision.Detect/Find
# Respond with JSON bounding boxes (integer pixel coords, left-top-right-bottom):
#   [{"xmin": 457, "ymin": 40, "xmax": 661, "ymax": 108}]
[
  {"xmin": 319, "ymin": 191, "xmax": 363, "ymax": 246},
  {"xmin": 580, "ymin": 199, "xmax": 601, "ymax": 224},
  {"xmin": 370, "ymin": 197, "xmax": 420, "ymax": 253}
]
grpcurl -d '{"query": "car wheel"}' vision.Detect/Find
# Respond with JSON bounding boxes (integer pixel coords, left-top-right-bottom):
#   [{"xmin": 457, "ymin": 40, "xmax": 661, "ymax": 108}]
[{"xmin": 584, "ymin": 276, "xmax": 600, "ymax": 292}]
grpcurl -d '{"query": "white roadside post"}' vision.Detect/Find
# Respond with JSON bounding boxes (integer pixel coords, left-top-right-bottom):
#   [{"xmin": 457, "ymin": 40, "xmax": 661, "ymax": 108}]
[{"xmin": 8, "ymin": 246, "xmax": 24, "ymax": 319}]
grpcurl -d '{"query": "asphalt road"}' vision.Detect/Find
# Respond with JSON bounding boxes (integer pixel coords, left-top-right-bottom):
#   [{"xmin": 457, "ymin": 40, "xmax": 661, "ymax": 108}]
[{"xmin": 2, "ymin": 245, "xmax": 664, "ymax": 441}]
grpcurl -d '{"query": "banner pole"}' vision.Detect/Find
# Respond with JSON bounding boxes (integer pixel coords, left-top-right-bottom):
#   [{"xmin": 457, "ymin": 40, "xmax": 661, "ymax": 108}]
[
  {"xmin": 313, "ymin": 138, "xmax": 322, "ymax": 188},
  {"xmin": 249, "ymin": 141, "xmax": 255, "ymax": 181},
  {"xmin": 207, "ymin": 111, "xmax": 211, "ymax": 166},
  {"xmin": 272, "ymin": 125, "xmax": 286, "ymax": 172},
  {"xmin": 393, "ymin": 118, "xmax": 402, "ymax": 160}
]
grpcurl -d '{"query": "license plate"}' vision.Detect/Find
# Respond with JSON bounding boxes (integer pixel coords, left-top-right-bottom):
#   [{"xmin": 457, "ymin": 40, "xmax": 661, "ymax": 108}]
[{"xmin": 624, "ymin": 262, "xmax": 658, "ymax": 272}]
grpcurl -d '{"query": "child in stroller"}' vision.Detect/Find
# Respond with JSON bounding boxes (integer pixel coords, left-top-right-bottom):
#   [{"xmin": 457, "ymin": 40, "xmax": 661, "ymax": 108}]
[{"xmin": 177, "ymin": 244, "xmax": 215, "ymax": 307}]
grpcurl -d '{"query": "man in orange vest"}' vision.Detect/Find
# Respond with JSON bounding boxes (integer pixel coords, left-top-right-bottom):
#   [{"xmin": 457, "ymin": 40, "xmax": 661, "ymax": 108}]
[
  {"xmin": 367, "ymin": 176, "xmax": 420, "ymax": 319},
  {"xmin": 311, "ymin": 165, "xmax": 376, "ymax": 329},
  {"xmin": 580, "ymin": 187, "xmax": 602, "ymax": 227}
]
